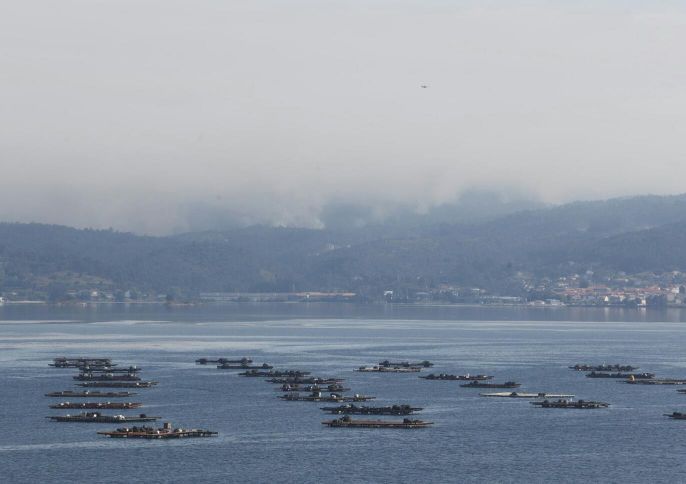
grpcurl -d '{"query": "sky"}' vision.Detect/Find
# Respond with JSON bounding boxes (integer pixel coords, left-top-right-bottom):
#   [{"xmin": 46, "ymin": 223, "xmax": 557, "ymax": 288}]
[{"xmin": 1, "ymin": 0, "xmax": 685, "ymax": 234}]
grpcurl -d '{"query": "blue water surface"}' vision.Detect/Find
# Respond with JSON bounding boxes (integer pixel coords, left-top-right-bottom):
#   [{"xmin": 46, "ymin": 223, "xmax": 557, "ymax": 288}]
[{"xmin": 1, "ymin": 303, "xmax": 686, "ymax": 484}]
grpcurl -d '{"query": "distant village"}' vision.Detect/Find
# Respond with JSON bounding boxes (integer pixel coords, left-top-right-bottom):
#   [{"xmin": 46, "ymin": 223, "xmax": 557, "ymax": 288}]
[
  {"xmin": 1, "ymin": 271, "xmax": 686, "ymax": 308},
  {"xmin": 383, "ymin": 271, "xmax": 686, "ymax": 308}
]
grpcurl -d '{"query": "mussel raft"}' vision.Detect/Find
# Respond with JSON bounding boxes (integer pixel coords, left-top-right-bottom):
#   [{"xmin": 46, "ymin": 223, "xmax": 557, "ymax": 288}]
[
  {"xmin": 76, "ymin": 381, "xmax": 158, "ymax": 388},
  {"xmin": 570, "ymin": 364, "xmax": 638, "ymax": 372},
  {"xmin": 378, "ymin": 360, "xmax": 433, "ymax": 368},
  {"xmin": 531, "ymin": 399, "xmax": 609, "ymax": 409},
  {"xmin": 98, "ymin": 422, "xmax": 217, "ymax": 439},
  {"xmin": 460, "ymin": 381, "xmax": 520, "ymax": 389},
  {"xmin": 320, "ymin": 404, "xmax": 422, "ymax": 415},
  {"xmin": 322, "ymin": 416, "xmax": 433, "ymax": 428},
  {"xmin": 196, "ymin": 357, "xmax": 252, "ymax": 365},
  {"xmin": 50, "ymin": 402, "xmax": 143, "ymax": 409},
  {"xmin": 421, "ymin": 374, "xmax": 493, "ymax": 381},
  {"xmin": 586, "ymin": 372, "xmax": 654, "ymax": 379},
  {"xmin": 280, "ymin": 392, "xmax": 375, "ymax": 402},
  {"xmin": 240, "ymin": 370, "xmax": 310, "ymax": 378},
  {"xmin": 355, "ymin": 366, "xmax": 421, "ymax": 373},
  {"xmin": 45, "ymin": 391, "xmax": 136, "ymax": 398},
  {"xmin": 48, "ymin": 412, "xmax": 159, "ymax": 423}
]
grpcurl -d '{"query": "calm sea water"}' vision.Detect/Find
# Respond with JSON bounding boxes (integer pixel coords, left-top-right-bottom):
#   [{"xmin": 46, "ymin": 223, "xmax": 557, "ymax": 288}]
[{"xmin": 2, "ymin": 303, "xmax": 686, "ymax": 484}]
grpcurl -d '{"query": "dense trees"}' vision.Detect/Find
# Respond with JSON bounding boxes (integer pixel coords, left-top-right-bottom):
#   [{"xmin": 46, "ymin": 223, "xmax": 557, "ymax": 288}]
[{"xmin": 2, "ymin": 194, "xmax": 686, "ymax": 296}]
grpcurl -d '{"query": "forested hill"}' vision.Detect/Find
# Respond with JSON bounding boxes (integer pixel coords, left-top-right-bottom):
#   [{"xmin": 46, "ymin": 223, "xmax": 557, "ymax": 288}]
[{"xmin": 2, "ymin": 194, "xmax": 686, "ymax": 299}]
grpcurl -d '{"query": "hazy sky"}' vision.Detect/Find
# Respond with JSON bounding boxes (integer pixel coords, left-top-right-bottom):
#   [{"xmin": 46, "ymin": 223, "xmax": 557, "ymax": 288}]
[{"xmin": 1, "ymin": 0, "xmax": 685, "ymax": 234}]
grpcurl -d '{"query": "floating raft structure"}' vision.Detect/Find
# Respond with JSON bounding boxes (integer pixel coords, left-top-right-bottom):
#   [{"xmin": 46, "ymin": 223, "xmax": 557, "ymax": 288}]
[
  {"xmin": 321, "ymin": 404, "xmax": 422, "ymax": 415},
  {"xmin": 355, "ymin": 366, "xmax": 421, "ymax": 373},
  {"xmin": 531, "ymin": 399, "xmax": 609, "ymax": 409},
  {"xmin": 267, "ymin": 377, "xmax": 344, "ymax": 385},
  {"xmin": 460, "ymin": 381, "xmax": 520, "ymax": 389},
  {"xmin": 48, "ymin": 412, "xmax": 159, "ymax": 423},
  {"xmin": 570, "ymin": 364, "xmax": 638, "ymax": 372},
  {"xmin": 240, "ymin": 370, "xmax": 310, "ymax": 378},
  {"xmin": 45, "ymin": 391, "xmax": 136, "ymax": 398},
  {"xmin": 665, "ymin": 412, "xmax": 686, "ymax": 419},
  {"xmin": 279, "ymin": 384, "xmax": 349, "ymax": 393},
  {"xmin": 481, "ymin": 392, "xmax": 575, "ymax": 399},
  {"xmin": 217, "ymin": 363, "xmax": 273, "ymax": 370},
  {"xmin": 79, "ymin": 366, "xmax": 141, "ymax": 374},
  {"xmin": 586, "ymin": 372, "xmax": 654, "ymax": 379},
  {"xmin": 74, "ymin": 373, "xmax": 141, "ymax": 381},
  {"xmin": 625, "ymin": 378, "xmax": 686, "ymax": 385},
  {"xmin": 421, "ymin": 373, "xmax": 493, "ymax": 381},
  {"xmin": 76, "ymin": 381, "xmax": 158, "ymax": 388},
  {"xmin": 50, "ymin": 357, "xmax": 113, "ymax": 368},
  {"xmin": 378, "ymin": 360, "xmax": 433, "ymax": 368},
  {"xmin": 322, "ymin": 416, "xmax": 433, "ymax": 429},
  {"xmin": 280, "ymin": 392, "xmax": 375, "ymax": 402},
  {"xmin": 196, "ymin": 357, "xmax": 252, "ymax": 365},
  {"xmin": 50, "ymin": 402, "xmax": 143, "ymax": 409},
  {"xmin": 98, "ymin": 422, "xmax": 217, "ymax": 439}
]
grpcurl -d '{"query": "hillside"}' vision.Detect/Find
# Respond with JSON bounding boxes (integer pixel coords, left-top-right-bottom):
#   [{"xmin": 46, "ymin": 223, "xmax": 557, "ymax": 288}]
[{"xmin": 2, "ymin": 194, "xmax": 686, "ymax": 299}]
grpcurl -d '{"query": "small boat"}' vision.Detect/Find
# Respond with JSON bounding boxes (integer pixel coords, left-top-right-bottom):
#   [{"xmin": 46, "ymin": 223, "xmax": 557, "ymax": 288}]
[
  {"xmin": 217, "ymin": 363, "xmax": 273, "ymax": 370},
  {"xmin": 240, "ymin": 370, "xmax": 311, "ymax": 378},
  {"xmin": 481, "ymin": 392, "xmax": 575, "ymax": 399},
  {"xmin": 76, "ymin": 381, "xmax": 158, "ymax": 388},
  {"xmin": 665, "ymin": 412, "xmax": 686, "ymax": 419},
  {"xmin": 47, "ymin": 412, "xmax": 159, "ymax": 423},
  {"xmin": 586, "ymin": 372, "xmax": 654, "ymax": 379},
  {"xmin": 378, "ymin": 360, "xmax": 433, "ymax": 368},
  {"xmin": 322, "ymin": 416, "xmax": 432, "ymax": 428},
  {"xmin": 196, "ymin": 357, "xmax": 252, "ymax": 365},
  {"xmin": 45, "ymin": 391, "xmax": 136, "ymax": 398},
  {"xmin": 320, "ymin": 404, "xmax": 422, "ymax": 415},
  {"xmin": 531, "ymin": 399, "xmax": 609, "ymax": 409},
  {"xmin": 98, "ymin": 422, "xmax": 217, "ymax": 439},
  {"xmin": 420, "ymin": 373, "xmax": 493, "ymax": 381},
  {"xmin": 570, "ymin": 364, "xmax": 638, "ymax": 372},
  {"xmin": 279, "ymin": 384, "xmax": 349, "ymax": 393},
  {"xmin": 267, "ymin": 377, "xmax": 344, "ymax": 385},
  {"xmin": 49, "ymin": 402, "xmax": 143, "ymax": 409},
  {"xmin": 355, "ymin": 366, "xmax": 421, "ymax": 373},
  {"xmin": 460, "ymin": 381, "xmax": 520, "ymax": 389},
  {"xmin": 279, "ymin": 392, "xmax": 375, "ymax": 402}
]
